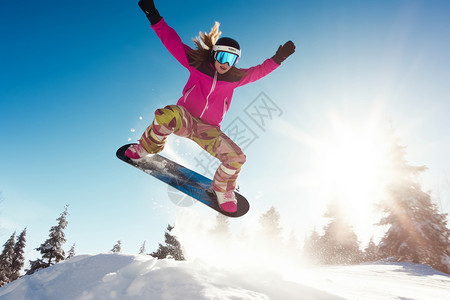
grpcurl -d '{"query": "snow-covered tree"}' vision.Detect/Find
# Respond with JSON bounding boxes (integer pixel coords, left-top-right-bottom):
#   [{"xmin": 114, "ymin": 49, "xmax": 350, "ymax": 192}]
[
  {"xmin": 25, "ymin": 259, "xmax": 47, "ymax": 276},
  {"xmin": 208, "ymin": 213, "xmax": 232, "ymax": 247},
  {"xmin": 151, "ymin": 243, "xmax": 168, "ymax": 259},
  {"xmin": 11, "ymin": 228, "xmax": 27, "ymax": 281},
  {"xmin": 66, "ymin": 243, "xmax": 76, "ymax": 260},
  {"xmin": 259, "ymin": 206, "xmax": 283, "ymax": 240},
  {"xmin": 303, "ymin": 228, "xmax": 323, "ymax": 264},
  {"xmin": 362, "ymin": 237, "xmax": 379, "ymax": 262},
  {"xmin": 211, "ymin": 213, "xmax": 231, "ymax": 237},
  {"xmin": 0, "ymin": 232, "xmax": 16, "ymax": 287},
  {"xmin": 151, "ymin": 224, "xmax": 185, "ymax": 260},
  {"xmin": 26, "ymin": 205, "xmax": 69, "ymax": 275},
  {"xmin": 257, "ymin": 206, "xmax": 285, "ymax": 256},
  {"xmin": 378, "ymin": 139, "xmax": 450, "ymax": 274},
  {"xmin": 139, "ymin": 241, "xmax": 146, "ymax": 255},
  {"xmin": 111, "ymin": 241, "xmax": 122, "ymax": 253},
  {"xmin": 319, "ymin": 200, "xmax": 361, "ymax": 265}
]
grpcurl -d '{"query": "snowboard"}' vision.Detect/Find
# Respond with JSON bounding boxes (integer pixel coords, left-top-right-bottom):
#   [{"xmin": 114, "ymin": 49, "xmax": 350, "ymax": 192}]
[{"xmin": 116, "ymin": 144, "xmax": 250, "ymax": 217}]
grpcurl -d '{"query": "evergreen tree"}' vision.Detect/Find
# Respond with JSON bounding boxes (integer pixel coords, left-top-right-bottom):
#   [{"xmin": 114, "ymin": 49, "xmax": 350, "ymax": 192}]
[
  {"xmin": 26, "ymin": 205, "xmax": 69, "ymax": 275},
  {"xmin": 320, "ymin": 200, "xmax": 361, "ymax": 265},
  {"xmin": 66, "ymin": 243, "xmax": 76, "ymax": 260},
  {"xmin": 25, "ymin": 259, "xmax": 47, "ymax": 276},
  {"xmin": 111, "ymin": 241, "xmax": 122, "ymax": 253},
  {"xmin": 0, "ymin": 232, "xmax": 16, "ymax": 287},
  {"xmin": 210, "ymin": 213, "xmax": 231, "ymax": 240},
  {"xmin": 11, "ymin": 228, "xmax": 27, "ymax": 281},
  {"xmin": 151, "ymin": 243, "xmax": 168, "ymax": 259},
  {"xmin": 151, "ymin": 224, "xmax": 185, "ymax": 260},
  {"xmin": 363, "ymin": 237, "xmax": 379, "ymax": 262},
  {"xmin": 139, "ymin": 241, "xmax": 146, "ymax": 255},
  {"xmin": 378, "ymin": 140, "xmax": 450, "ymax": 273},
  {"xmin": 258, "ymin": 206, "xmax": 285, "ymax": 256},
  {"xmin": 303, "ymin": 228, "xmax": 323, "ymax": 264},
  {"xmin": 259, "ymin": 206, "xmax": 283, "ymax": 240}
]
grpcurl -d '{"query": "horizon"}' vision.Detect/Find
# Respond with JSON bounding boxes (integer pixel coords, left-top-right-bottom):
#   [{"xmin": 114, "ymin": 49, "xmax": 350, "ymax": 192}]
[{"xmin": 1, "ymin": 0, "xmax": 450, "ymax": 259}]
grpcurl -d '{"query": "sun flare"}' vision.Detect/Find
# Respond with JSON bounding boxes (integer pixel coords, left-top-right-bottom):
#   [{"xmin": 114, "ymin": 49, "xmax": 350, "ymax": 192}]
[{"xmin": 311, "ymin": 112, "xmax": 391, "ymax": 239}]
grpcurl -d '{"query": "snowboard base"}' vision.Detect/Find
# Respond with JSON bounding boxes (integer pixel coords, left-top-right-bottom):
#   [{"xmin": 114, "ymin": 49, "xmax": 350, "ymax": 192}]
[{"xmin": 116, "ymin": 144, "xmax": 249, "ymax": 217}]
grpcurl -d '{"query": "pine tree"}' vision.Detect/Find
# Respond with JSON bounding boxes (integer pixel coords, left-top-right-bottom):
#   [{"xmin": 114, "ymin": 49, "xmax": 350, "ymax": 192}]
[
  {"xmin": 258, "ymin": 206, "xmax": 285, "ymax": 256},
  {"xmin": 259, "ymin": 206, "xmax": 283, "ymax": 240},
  {"xmin": 151, "ymin": 243, "xmax": 169, "ymax": 259},
  {"xmin": 11, "ymin": 228, "xmax": 27, "ymax": 281},
  {"xmin": 66, "ymin": 243, "xmax": 76, "ymax": 260},
  {"xmin": 151, "ymin": 224, "xmax": 185, "ymax": 260},
  {"xmin": 111, "ymin": 241, "xmax": 122, "ymax": 253},
  {"xmin": 26, "ymin": 258, "xmax": 47, "ymax": 275},
  {"xmin": 210, "ymin": 213, "xmax": 231, "ymax": 240},
  {"xmin": 378, "ymin": 139, "xmax": 450, "ymax": 273},
  {"xmin": 26, "ymin": 205, "xmax": 69, "ymax": 275},
  {"xmin": 320, "ymin": 200, "xmax": 361, "ymax": 265},
  {"xmin": 363, "ymin": 237, "xmax": 379, "ymax": 262},
  {"xmin": 139, "ymin": 241, "xmax": 146, "ymax": 255},
  {"xmin": 0, "ymin": 232, "xmax": 16, "ymax": 287},
  {"xmin": 303, "ymin": 228, "xmax": 323, "ymax": 264}
]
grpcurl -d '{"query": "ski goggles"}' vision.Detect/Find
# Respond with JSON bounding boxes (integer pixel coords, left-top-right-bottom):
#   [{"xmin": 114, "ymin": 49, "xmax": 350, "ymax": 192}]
[
  {"xmin": 215, "ymin": 51, "xmax": 239, "ymax": 66},
  {"xmin": 213, "ymin": 45, "xmax": 241, "ymax": 66}
]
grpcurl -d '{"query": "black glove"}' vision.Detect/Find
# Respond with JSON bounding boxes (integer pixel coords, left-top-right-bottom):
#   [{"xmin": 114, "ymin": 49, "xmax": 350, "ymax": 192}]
[
  {"xmin": 272, "ymin": 41, "xmax": 296, "ymax": 65},
  {"xmin": 138, "ymin": 0, "xmax": 162, "ymax": 25}
]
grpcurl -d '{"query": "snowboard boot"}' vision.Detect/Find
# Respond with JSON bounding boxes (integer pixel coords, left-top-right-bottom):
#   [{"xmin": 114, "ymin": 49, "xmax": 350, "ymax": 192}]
[
  {"xmin": 214, "ymin": 190, "xmax": 237, "ymax": 213},
  {"xmin": 125, "ymin": 143, "xmax": 152, "ymax": 160}
]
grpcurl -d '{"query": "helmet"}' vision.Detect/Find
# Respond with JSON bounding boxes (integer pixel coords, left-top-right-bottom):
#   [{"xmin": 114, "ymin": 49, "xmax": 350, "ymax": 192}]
[
  {"xmin": 215, "ymin": 37, "xmax": 240, "ymax": 52},
  {"xmin": 212, "ymin": 37, "xmax": 241, "ymax": 66}
]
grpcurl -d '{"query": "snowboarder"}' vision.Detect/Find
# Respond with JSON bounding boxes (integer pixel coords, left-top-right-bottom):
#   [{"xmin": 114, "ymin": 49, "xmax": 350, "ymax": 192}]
[{"xmin": 126, "ymin": 0, "xmax": 295, "ymax": 213}]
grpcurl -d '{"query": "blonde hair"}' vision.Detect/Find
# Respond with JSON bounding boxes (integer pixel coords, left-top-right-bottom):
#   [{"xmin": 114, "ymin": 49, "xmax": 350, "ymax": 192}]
[{"xmin": 189, "ymin": 22, "xmax": 245, "ymax": 79}]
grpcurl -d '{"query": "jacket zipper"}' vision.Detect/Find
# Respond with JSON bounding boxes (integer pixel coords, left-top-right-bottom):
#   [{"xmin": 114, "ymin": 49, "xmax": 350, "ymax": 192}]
[
  {"xmin": 183, "ymin": 85, "xmax": 196, "ymax": 103},
  {"xmin": 200, "ymin": 71, "xmax": 217, "ymax": 119}
]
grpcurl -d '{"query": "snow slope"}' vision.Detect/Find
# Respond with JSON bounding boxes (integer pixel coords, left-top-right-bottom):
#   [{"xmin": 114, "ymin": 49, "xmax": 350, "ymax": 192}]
[{"xmin": 0, "ymin": 253, "xmax": 449, "ymax": 300}]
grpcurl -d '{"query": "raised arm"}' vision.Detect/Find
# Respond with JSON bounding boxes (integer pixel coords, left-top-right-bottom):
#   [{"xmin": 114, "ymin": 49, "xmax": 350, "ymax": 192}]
[
  {"xmin": 138, "ymin": 0, "xmax": 191, "ymax": 68},
  {"xmin": 237, "ymin": 41, "xmax": 296, "ymax": 87}
]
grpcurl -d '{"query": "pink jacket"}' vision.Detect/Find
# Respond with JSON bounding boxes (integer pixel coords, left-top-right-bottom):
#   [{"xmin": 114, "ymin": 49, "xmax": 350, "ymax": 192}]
[{"xmin": 151, "ymin": 19, "xmax": 280, "ymax": 127}]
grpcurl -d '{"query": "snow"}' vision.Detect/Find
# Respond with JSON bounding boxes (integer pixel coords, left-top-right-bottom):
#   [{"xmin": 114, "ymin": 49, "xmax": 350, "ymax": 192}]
[{"xmin": 0, "ymin": 253, "xmax": 449, "ymax": 300}]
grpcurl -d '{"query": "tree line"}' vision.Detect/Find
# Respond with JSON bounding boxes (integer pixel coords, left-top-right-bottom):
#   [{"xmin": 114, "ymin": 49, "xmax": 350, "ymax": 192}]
[
  {"xmin": 109, "ymin": 224, "xmax": 185, "ymax": 261},
  {"xmin": 0, "ymin": 205, "xmax": 185, "ymax": 288},
  {"xmin": 0, "ymin": 205, "xmax": 73, "ymax": 288},
  {"xmin": 0, "ymin": 229, "xmax": 26, "ymax": 287},
  {"xmin": 1, "ymin": 136, "xmax": 449, "ymax": 288},
  {"xmin": 303, "ymin": 138, "xmax": 450, "ymax": 274}
]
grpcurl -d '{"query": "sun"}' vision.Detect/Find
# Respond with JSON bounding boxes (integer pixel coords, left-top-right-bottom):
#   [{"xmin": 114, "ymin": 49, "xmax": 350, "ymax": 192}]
[{"xmin": 310, "ymin": 111, "xmax": 391, "ymax": 239}]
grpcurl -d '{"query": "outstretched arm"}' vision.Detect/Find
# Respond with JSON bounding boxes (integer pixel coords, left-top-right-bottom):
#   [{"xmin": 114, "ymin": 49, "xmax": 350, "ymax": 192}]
[
  {"xmin": 138, "ymin": 0, "xmax": 191, "ymax": 68},
  {"xmin": 237, "ymin": 41, "xmax": 296, "ymax": 87}
]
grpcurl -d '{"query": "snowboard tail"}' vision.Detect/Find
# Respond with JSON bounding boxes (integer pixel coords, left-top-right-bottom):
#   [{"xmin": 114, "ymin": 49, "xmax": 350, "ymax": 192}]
[{"xmin": 116, "ymin": 144, "xmax": 249, "ymax": 217}]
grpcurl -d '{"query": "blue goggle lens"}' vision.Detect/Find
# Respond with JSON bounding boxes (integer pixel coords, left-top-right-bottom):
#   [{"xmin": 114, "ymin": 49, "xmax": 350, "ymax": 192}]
[{"xmin": 215, "ymin": 51, "xmax": 239, "ymax": 66}]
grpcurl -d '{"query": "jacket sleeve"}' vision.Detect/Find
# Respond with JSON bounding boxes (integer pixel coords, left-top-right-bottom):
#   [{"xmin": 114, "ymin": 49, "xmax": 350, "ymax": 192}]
[
  {"xmin": 151, "ymin": 18, "xmax": 191, "ymax": 69},
  {"xmin": 236, "ymin": 58, "xmax": 280, "ymax": 87}
]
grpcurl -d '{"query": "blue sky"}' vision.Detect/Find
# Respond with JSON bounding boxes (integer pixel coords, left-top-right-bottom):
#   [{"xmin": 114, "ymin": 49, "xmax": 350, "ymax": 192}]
[{"xmin": 1, "ymin": 0, "xmax": 450, "ymax": 258}]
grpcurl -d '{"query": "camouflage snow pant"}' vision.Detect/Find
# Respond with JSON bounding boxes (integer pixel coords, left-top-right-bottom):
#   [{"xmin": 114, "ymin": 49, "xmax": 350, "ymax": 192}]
[{"xmin": 139, "ymin": 105, "xmax": 246, "ymax": 193}]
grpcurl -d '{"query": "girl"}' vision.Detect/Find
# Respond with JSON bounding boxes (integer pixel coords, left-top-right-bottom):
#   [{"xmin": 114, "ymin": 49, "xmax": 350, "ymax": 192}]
[{"xmin": 126, "ymin": 0, "xmax": 295, "ymax": 213}]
